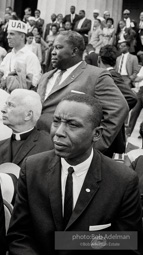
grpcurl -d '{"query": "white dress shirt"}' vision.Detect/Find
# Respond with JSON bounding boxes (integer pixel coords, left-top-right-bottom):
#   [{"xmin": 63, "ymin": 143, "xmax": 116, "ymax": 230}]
[
  {"xmin": 44, "ymin": 61, "xmax": 82, "ymax": 99},
  {"xmin": 0, "ymin": 45, "xmax": 41, "ymax": 87},
  {"xmin": 77, "ymin": 17, "xmax": 86, "ymax": 29},
  {"xmin": 61, "ymin": 149, "xmax": 93, "ymax": 215}
]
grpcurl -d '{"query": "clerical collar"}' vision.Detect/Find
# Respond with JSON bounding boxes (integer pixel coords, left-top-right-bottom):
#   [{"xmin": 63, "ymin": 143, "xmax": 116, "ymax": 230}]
[{"xmin": 12, "ymin": 128, "xmax": 34, "ymax": 141}]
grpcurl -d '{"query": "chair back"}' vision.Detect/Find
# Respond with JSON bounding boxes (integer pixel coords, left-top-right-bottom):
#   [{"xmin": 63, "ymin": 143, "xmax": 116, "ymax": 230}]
[{"xmin": 3, "ymin": 199, "xmax": 13, "ymax": 233}]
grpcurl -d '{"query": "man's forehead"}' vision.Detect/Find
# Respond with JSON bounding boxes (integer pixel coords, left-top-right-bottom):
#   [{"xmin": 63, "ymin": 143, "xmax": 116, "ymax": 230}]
[
  {"xmin": 54, "ymin": 35, "xmax": 68, "ymax": 45},
  {"xmin": 55, "ymin": 100, "xmax": 91, "ymax": 117}
]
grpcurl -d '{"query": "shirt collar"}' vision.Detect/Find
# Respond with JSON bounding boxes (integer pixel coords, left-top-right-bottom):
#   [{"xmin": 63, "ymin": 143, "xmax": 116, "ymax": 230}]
[
  {"xmin": 122, "ymin": 52, "xmax": 129, "ymax": 56},
  {"xmin": 106, "ymin": 67, "xmax": 114, "ymax": 70},
  {"xmin": 12, "ymin": 45, "xmax": 27, "ymax": 54},
  {"xmin": 65, "ymin": 61, "xmax": 82, "ymax": 73},
  {"xmin": 61, "ymin": 148, "xmax": 93, "ymax": 177},
  {"xmin": 88, "ymin": 50, "xmax": 95, "ymax": 54},
  {"xmin": 56, "ymin": 61, "xmax": 82, "ymax": 75}
]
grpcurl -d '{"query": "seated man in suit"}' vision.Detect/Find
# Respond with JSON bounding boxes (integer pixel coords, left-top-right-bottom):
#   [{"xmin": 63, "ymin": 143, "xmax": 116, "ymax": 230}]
[
  {"xmin": 0, "ymin": 89, "xmax": 53, "ymax": 167},
  {"xmin": 37, "ymin": 30, "xmax": 129, "ymax": 154},
  {"xmin": 0, "ymin": 186, "xmax": 6, "ymax": 255},
  {"xmin": 7, "ymin": 93, "xmax": 142, "ymax": 254}
]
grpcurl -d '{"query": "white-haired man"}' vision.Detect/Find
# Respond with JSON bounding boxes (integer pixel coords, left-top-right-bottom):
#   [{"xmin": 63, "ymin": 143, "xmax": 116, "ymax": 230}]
[
  {"xmin": 0, "ymin": 20, "xmax": 41, "ymax": 89},
  {"xmin": 0, "ymin": 89, "xmax": 53, "ymax": 167}
]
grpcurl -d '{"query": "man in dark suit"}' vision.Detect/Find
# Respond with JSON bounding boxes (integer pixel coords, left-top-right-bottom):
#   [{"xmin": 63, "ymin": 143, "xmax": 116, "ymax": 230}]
[
  {"xmin": 73, "ymin": 10, "xmax": 91, "ymax": 45},
  {"xmin": 0, "ymin": 89, "xmax": 53, "ymax": 167},
  {"xmin": 7, "ymin": 93, "xmax": 142, "ymax": 254},
  {"xmin": 34, "ymin": 9, "xmax": 44, "ymax": 34},
  {"xmin": 37, "ymin": 30, "xmax": 128, "ymax": 153},
  {"xmin": 98, "ymin": 45, "xmax": 137, "ymax": 157},
  {"xmin": 44, "ymin": 13, "xmax": 58, "ymax": 41},
  {"xmin": 0, "ymin": 186, "xmax": 6, "ymax": 255},
  {"xmin": 63, "ymin": 5, "xmax": 79, "ymax": 30},
  {"xmin": 85, "ymin": 43, "xmax": 98, "ymax": 66}
]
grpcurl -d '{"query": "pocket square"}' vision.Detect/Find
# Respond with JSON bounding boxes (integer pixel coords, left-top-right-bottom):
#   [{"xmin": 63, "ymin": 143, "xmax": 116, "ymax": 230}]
[{"xmin": 89, "ymin": 223, "xmax": 111, "ymax": 231}]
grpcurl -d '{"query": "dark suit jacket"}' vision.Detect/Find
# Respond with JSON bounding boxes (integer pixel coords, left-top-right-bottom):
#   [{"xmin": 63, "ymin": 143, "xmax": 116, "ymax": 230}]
[
  {"xmin": 74, "ymin": 18, "xmax": 91, "ymax": 44},
  {"xmin": 36, "ymin": 18, "xmax": 44, "ymax": 28},
  {"xmin": 7, "ymin": 150, "xmax": 142, "ymax": 254},
  {"xmin": 85, "ymin": 51, "xmax": 98, "ymax": 66},
  {"xmin": 104, "ymin": 68, "xmax": 137, "ymax": 156},
  {"xmin": 0, "ymin": 187, "xmax": 6, "ymax": 255},
  {"xmin": 44, "ymin": 22, "xmax": 60, "ymax": 41},
  {"xmin": 0, "ymin": 128, "xmax": 53, "ymax": 167},
  {"xmin": 109, "ymin": 68, "xmax": 137, "ymax": 110},
  {"xmin": 63, "ymin": 14, "xmax": 79, "ymax": 29},
  {"xmin": 37, "ymin": 61, "xmax": 128, "ymax": 152}
]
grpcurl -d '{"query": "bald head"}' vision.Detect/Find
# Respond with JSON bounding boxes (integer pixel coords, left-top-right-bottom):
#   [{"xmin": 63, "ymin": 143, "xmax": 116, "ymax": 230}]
[
  {"xmin": 2, "ymin": 89, "xmax": 42, "ymax": 132},
  {"xmin": 11, "ymin": 89, "xmax": 42, "ymax": 123}
]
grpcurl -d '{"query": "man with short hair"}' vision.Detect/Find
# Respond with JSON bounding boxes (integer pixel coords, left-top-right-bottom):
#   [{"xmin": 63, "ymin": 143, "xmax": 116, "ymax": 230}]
[
  {"xmin": 63, "ymin": 5, "xmax": 79, "ymax": 30},
  {"xmin": 123, "ymin": 9, "xmax": 133, "ymax": 28},
  {"xmin": 0, "ymin": 19, "xmax": 41, "ymax": 89},
  {"xmin": 0, "ymin": 89, "xmax": 53, "ymax": 167},
  {"xmin": 98, "ymin": 45, "xmax": 137, "ymax": 157},
  {"xmin": 74, "ymin": 10, "xmax": 91, "ymax": 44},
  {"xmin": 44, "ymin": 13, "xmax": 58, "ymax": 40},
  {"xmin": 7, "ymin": 93, "xmax": 142, "ymax": 254},
  {"xmin": 116, "ymin": 39, "xmax": 139, "ymax": 88},
  {"xmin": 34, "ymin": 9, "xmax": 44, "ymax": 32},
  {"xmin": 37, "ymin": 30, "xmax": 128, "ymax": 153}
]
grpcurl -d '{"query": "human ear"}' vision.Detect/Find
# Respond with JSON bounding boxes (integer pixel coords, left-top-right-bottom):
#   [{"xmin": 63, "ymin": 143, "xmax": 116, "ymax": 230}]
[{"xmin": 93, "ymin": 126, "xmax": 103, "ymax": 142}]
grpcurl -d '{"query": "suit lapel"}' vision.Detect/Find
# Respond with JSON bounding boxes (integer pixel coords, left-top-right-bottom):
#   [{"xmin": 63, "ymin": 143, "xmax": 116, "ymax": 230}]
[
  {"xmin": 48, "ymin": 157, "xmax": 63, "ymax": 230},
  {"xmin": 66, "ymin": 150, "xmax": 102, "ymax": 230},
  {"xmin": 12, "ymin": 129, "xmax": 38, "ymax": 165},
  {"xmin": 48, "ymin": 61, "xmax": 87, "ymax": 96},
  {"xmin": 0, "ymin": 139, "xmax": 12, "ymax": 163},
  {"xmin": 39, "ymin": 69, "xmax": 57, "ymax": 103}
]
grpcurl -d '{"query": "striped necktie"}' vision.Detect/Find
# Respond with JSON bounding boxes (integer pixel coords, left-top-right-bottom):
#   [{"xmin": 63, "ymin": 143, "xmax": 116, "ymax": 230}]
[{"xmin": 119, "ymin": 54, "xmax": 124, "ymax": 74}]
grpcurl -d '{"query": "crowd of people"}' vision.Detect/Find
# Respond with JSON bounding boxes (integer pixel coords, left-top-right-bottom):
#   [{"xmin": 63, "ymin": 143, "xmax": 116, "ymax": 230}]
[{"xmin": 0, "ymin": 4, "xmax": 143, "ymax": 255}]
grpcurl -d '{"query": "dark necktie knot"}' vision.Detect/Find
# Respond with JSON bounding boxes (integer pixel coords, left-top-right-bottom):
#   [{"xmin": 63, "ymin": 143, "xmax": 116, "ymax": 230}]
[{"xmin": 68, "ymin": 166, "xmax": 74, "ymax": 175}]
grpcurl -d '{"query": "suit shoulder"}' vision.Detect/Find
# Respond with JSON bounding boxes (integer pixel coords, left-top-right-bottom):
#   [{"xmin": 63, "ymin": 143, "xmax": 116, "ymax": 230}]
[
  {"xmin": 100, "ymin": 152, "xmax": 137, "ymax": 181},
  {"xmin": 86, "ymin": 64, "xmax": 111, "ymax": 76},
  {"xmin": 24, "ymin": 150, "xmax": 55, "ymax": 166},
  {"xmin": 0, "ymin": 138, "xmax": 10, "ymax": 145}
]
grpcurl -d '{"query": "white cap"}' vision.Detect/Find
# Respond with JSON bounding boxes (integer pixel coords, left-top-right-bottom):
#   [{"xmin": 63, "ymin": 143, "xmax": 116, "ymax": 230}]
[
  {"xmin": 123, "ymin": 9, "xmax": 130, "ymax": 14},
  {"xmin": 93, "ymin": 9, "xmax": 99, "ymax": 14},
  {"xmin": 28, "ymin": 16, "xmax": 36, "ymax": 21},
  {"xmin": 104, "ymin": 10, "xmax": 110, "ymax": 15},
  {"xmin": 8, "ymin": 20, "xmax": 27, "ymax": 34}
]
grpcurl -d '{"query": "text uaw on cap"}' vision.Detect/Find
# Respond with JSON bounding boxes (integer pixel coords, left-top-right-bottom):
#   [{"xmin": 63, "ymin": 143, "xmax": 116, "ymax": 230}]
[{"xmin": 8, "ymin": 20, "xmax": 27, "ymax": 34}]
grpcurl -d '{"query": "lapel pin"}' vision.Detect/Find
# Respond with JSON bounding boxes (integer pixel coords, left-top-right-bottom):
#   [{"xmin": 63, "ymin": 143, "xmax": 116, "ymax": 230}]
[{"xmin": 86, "ymin": 188, "xmax": 90, "ymax": 192}]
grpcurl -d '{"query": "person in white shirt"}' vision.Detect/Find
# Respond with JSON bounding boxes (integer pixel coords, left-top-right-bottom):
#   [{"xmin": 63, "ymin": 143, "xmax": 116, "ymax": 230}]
[
  {"xmin": 0, "ymin": 19, "xmax": 41, "ymax": 89},
  {"xmin": 26, "ymin": 32, "xmax": 42, "ymax": 64}
]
